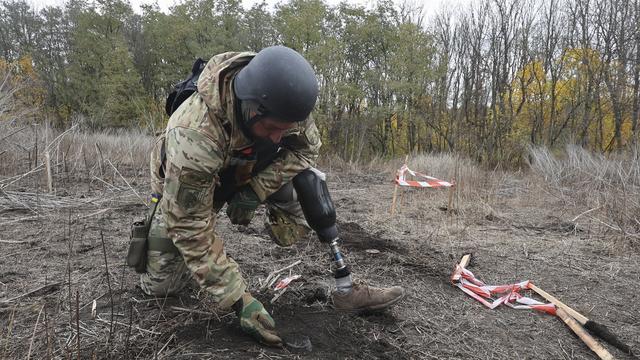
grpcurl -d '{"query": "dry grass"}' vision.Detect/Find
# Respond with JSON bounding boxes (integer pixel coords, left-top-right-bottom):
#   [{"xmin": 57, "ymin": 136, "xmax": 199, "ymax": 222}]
[
  {"xmin": 1, "ymin": 123, "xmax": 152, "ymax": 177},
  {"xmin": 1, "ymin": 122, "xmax": 153, "ymax": 212},
  {"xmin": 3, "ymin": 115, "xmax": 636, "ymax": 244},
  {"xmin": 529, "ymin": 145, "xmax": 640, "ymax": 245}
]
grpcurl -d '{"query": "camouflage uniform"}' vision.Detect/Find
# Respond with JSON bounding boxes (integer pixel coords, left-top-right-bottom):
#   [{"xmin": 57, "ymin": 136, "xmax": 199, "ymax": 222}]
[{"xmin": 139, "ymin": 52, "xmax": 321, "ymax": 309}]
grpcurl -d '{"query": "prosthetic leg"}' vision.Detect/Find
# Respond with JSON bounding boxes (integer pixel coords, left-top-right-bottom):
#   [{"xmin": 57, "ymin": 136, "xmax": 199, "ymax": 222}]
[
  {"xmin": 293, "ymin": 169, "xmax": 405, "ymax": 312},
  {"xmin": 293, "ymin": 169, "xmax": 351, "ymax": 280}
]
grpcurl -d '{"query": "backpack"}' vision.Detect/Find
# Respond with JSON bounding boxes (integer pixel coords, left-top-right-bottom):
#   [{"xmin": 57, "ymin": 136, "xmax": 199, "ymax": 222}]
[{"xmin": 165, "ymin": 58, "xmax": 207, "ymax": 116}]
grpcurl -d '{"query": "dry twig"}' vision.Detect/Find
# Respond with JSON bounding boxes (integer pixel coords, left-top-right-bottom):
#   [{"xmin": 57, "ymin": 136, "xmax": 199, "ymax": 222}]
[
  {"xmin": 0, "ymin": 282, "xmax": 62, "ymax": 304},
  {"xmin": 260, "ymin": 260, "xmax": 302, "ymax": 291},
  {"xmin": 26, "ymin": 304, "xmax": 45, "ymax": 360}
]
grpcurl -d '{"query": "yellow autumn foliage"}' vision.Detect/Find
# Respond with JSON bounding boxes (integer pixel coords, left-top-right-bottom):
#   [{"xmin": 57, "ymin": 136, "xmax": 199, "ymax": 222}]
[
  {"xmin": 507, "ymin": 48, "xmax": 635, "ymax": 153},
  {"xmin": 0, "ymin": 56, "xmax": 46, "ymax": 122}
]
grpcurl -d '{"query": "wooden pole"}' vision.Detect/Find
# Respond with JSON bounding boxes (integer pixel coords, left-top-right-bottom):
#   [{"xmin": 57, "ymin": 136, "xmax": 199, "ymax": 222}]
[
  {"xmin": 530, "ymin": 283, "xmax": 633, "ymax": 355},
  {"xmin": 555, "ymin": 308, "xmax": 614, "ymax": 360},
  {"xmin": 447, "ymin": 179, "xmax": 455, "ymax": 214},
  {"xmin": 390, "ymin": 155, "xmax": 409, "ymax": 215},
  {"xmin": 450, "ymin": 254, "xmax": 471, "ymax": 283},
  {"xmin": 529, "ymin": 284, "xmax": 588, "ymax": 324},
  {"xmin": 390, "ymin": 181, "xmax": 400, "ymax": 216},
  {"xmin": 45, "ymin": 151, "xmax": 53, "ymax": 193},
  {"xmin": 44, "ymin": 122, "xmax": 53, "ymax": 193}
]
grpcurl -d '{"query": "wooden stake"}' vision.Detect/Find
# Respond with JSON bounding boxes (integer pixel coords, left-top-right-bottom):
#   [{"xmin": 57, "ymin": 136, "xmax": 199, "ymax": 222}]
[
  {"xmin": 390, "ymin": 155, "xmax": 409, "ymax": 215},
  {"xmin": 451, "ymin": 254, "xmax": 471, "ymax": 283},
  {"xmin": 447, "ymin": 179, "xmax": 455, "ymax": 215},
  {"xmin": 44, "ymin": 122, "xmax": 53, "ymax": 193},
  {"xmin": 390, "ymin": 182, "xmax": 400, "ymax": 215},
  {"xmin": 45, "ymin": 150, "xmax": 53, "ymax": 193},
  {"xmin": 555, "ymin": 308, "xmax": 614, "ymax": 360},
  {"xmin": 95, "ymin": 143, "xmax": 104, "ymax": 176},
  {"xmin": 34, "ymin": 124, "xmax": 38, "ymax": 170},
  {"xmin": 529, "ymin": 283, "xmax": 588, "ymax": 324},
  {"xmin": 530, "ymin": 283, "xmax": 634, "ymax": 355},
  {"xmin": 0, "ymin": 282, "xmax": 62, "ymax": 304}
]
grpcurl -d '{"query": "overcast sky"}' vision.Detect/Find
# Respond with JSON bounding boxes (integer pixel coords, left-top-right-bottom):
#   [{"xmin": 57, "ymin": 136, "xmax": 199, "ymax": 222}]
[{"xmin": 28, "ymin": 0, "xmax": 461, "ymax": 20}]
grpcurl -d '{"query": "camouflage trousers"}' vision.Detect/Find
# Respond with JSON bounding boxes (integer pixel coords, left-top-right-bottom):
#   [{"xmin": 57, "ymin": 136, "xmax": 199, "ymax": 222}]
[{"xmin": 139, "ymin": 180, "xmax": 311, "ymax": 297}]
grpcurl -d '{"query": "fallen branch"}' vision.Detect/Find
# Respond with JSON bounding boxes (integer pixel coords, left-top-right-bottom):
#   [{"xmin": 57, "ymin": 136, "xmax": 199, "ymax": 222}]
[
  {"xmin": 571, "ymin": 206, "xmax": 603, "ymax": 222},
  {"xmin": 0, "ymin": 282, "xmax": 62, "ymax": 303},
  {"xmin": 0, "ymin": 163, "xmax": 44, "ymax": 190},
  {"xmin": 0, "ymin": 215, "xmax": 41, "ymax": 226},
  {"xmin": 106, "ymin": 159, "xmax": 146, "ymax": 207},
  {"xmin": 0, "ymin": 126, "xmax": 26, "ymax": 142},
  {"xmin": 270, "ymin": 287, "xmax": 288, "ymax": 304},
  {"xmin": 95, "ymin": 317, "xmax": 161, "ymax": 336},
  {"xmin": 0, "ymin": 239, "xmax": 27, "ymax": 244},
  {"xmin": 156, "ymin": 334, "xmax": 175, "ymax": 358},
  {"xmin": 44, "ymin": 124, "xmax": 78, "ymax": 153},
  {"xmin": 261, "ymin": 260, "xmax": 302, "ymax": 291}
]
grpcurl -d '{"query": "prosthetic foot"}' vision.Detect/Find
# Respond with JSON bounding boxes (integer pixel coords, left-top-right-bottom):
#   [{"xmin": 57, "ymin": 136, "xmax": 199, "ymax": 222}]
[{"xmin": 293, "ymin": 169, "xmax": 405, "ymax": 313}]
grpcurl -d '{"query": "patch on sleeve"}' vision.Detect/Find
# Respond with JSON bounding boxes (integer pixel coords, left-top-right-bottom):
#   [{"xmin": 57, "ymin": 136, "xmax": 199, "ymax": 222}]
[
  {"xmin": 176, "ymin": 167, "xmax": 214, "ymax": 212},
  {"xmin": 304, "ymin": 122, "xmax": 321, "ymax": 146}
]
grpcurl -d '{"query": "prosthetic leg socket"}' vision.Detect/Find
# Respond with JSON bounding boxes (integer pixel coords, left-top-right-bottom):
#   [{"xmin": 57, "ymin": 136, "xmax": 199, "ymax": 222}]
[{"xmin": 293, "ymin": 169, "xmax": 351, "ymax": 280}]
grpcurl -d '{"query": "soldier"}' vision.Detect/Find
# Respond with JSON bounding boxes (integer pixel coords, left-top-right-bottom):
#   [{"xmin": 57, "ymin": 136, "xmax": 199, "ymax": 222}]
[{"xmin": 140, "ymin": 46, "xmax": 405, "ymax": 347}]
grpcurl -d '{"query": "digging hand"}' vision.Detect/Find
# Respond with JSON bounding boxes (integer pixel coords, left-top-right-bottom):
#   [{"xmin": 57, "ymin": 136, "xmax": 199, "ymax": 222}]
[
  {"xmin": 232, "ymin": 292, "xmax": 283, "ymax": 347},
  {"xmin": 226, "ymin": 186, "xmax": 260, "ymax": 225}
]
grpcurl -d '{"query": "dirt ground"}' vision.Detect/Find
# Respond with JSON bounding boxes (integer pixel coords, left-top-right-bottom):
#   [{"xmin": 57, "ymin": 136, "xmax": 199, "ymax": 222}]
[{"xmin": 1, "ymin": 163, "xmax": 639, "ymax": 359}]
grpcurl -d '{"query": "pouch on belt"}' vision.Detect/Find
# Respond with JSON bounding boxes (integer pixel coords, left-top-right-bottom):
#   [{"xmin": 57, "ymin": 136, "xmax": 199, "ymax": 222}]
[{"xmin": 126, "ymin": 194, "xmax": 160, "ymax": 274}]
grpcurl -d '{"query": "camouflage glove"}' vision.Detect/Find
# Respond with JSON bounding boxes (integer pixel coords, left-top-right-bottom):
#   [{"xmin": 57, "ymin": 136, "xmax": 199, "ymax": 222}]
[
  {"xmin": 232, "ymin": 292, "xmax": 283, "ymax": 347},
  {"xmin": 226, "ymin": 186, "xmax": 261, "ymax": 225}
]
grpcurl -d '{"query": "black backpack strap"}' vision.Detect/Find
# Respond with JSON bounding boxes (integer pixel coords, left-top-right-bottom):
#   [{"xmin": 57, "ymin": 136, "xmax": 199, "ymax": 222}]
[
  {"xmin": 165, "ymin": 58, "xmax": 207, "ymax": 116},
  {"xmin": 159, "ymin": 136, "xmax": 166, "ymax": 179},
  {"xmin": 191, "ymin": 58, "xmax": 205, "ymax": 74}
]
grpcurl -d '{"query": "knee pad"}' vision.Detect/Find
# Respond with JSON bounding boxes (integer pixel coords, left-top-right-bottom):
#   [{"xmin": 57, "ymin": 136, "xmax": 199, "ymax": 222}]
[
  {"xmin": 265, "ymin": 206, "xmax": 310, "ymax": 247},
  {"xmin": 292, "ymin": 168, "xmax": 338, "ymax": 243}
]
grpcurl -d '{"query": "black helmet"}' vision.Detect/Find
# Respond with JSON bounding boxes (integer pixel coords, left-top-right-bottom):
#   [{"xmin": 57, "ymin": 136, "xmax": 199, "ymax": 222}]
[{"xmin": 234, "ymin": 46, "xmax": 318, "ymax": 123}]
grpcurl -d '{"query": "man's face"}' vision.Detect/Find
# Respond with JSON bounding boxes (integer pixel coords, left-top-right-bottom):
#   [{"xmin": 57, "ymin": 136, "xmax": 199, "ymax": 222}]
[{"xmin": 249, "ymin": 117, "xmax": 296, "ymax": 144}]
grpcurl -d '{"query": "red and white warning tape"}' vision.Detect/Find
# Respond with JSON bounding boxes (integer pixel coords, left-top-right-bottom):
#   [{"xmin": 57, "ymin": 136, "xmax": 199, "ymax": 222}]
[
  {"xmin": 395, "ymin": 165, "xmax": 454, "ymax": 188},
  {"xmin": 274, "ymin": 275, "xmax": 301, "ymax": 291},
  {"xmin": 451, "ymin": 264, "xmax": 556, "ymax": 315}
]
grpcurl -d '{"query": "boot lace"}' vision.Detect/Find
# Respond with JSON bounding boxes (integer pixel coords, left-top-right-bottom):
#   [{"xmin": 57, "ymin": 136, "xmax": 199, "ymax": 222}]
[{"xmin": 352, "ymin": 279, "xmax": 372, "ymax": 297}]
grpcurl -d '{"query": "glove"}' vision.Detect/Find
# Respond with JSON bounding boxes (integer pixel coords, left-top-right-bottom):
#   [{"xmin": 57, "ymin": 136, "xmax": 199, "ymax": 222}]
[
  {"xmin": 226, "ymin": 186, "xmax": 261, "ymax": 225},
  {"xmin": 232, "ymin": 292, "xmax": 283, "ymax": 347}
]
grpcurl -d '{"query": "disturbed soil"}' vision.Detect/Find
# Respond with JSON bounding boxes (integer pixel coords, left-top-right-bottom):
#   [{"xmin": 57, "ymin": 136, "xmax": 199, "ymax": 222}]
[{"xmin": 1, "ymin": 164, "xmax": 639, "ymax": 359}]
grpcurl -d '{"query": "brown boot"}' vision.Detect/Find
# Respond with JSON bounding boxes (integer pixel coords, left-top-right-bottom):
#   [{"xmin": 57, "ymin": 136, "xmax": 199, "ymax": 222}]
[{"xmin": 331, "ymin": 281, "xmax": 405, "ymax": 313}]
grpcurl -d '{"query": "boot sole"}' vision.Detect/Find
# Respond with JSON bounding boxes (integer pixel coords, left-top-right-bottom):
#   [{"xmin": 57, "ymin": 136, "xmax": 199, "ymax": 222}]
[{"xmin": 334, "ymin": 289, "xmax": 406, "ymax": 314}]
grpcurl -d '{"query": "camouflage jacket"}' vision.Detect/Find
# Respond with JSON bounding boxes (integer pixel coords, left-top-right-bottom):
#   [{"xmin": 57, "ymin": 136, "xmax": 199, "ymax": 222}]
[{"xmin": 150, "ymin": 52, "xmax": 321, "ymax": 308}]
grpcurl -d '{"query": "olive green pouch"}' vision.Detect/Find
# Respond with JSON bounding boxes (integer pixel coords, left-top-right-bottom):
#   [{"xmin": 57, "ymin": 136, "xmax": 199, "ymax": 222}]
[
  {"xmin": 126, "ymin": 196, "xmax": 160, "ymax": 274},
  {"xmin": 127, "ymin": 220, "xmax": 149, "ymax": 273}
]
